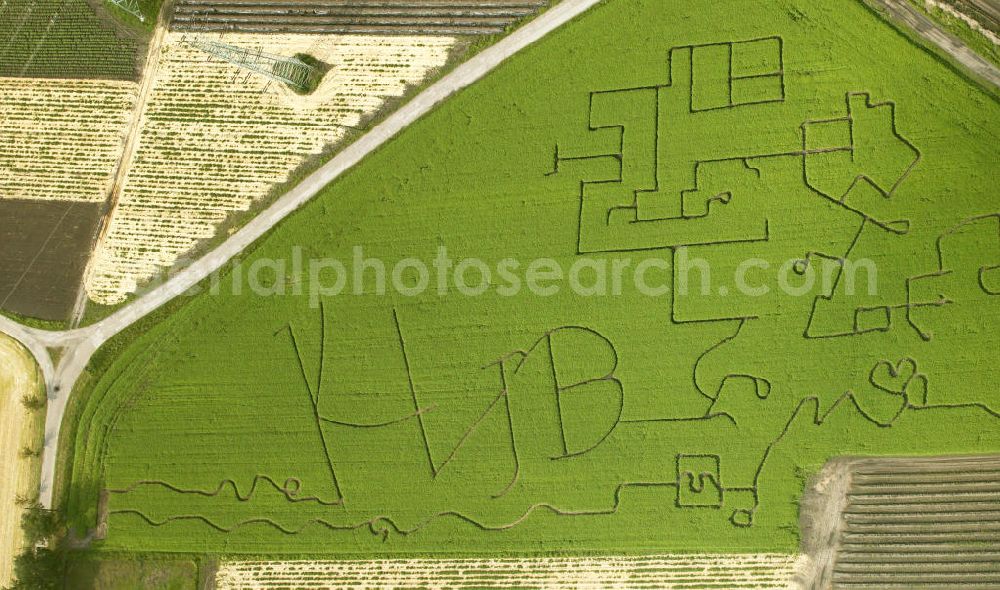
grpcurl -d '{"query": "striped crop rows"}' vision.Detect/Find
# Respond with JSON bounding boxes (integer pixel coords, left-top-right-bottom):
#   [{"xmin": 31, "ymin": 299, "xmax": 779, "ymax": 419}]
[
  {"xmin": 833, "ymin": 455, "xmax": 1000, "ymax": 589},
  {"xmin": 85, "ymin": 32, "xmax": 455, "ymax": 305},
  {"xmin": 0, "ymin": 77, "xmax": 137, "ymax": 202},
  {"xmin": 0, "ymin": 0, "xmax": 139, "ymax": 80},
  {"xmin": 170, "ymin": 0, "xmax": 548, "ymax": 35},
  {"xmin": 215, "ymin": 554, "xmax": 809, "ymax": 589}
]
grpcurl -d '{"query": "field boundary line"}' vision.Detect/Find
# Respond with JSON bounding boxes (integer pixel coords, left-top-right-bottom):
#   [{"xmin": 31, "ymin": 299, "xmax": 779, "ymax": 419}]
[
  {"xmin": 868, "ymin": 0, "xmax": 1000, "ymax": 87},
  {"xmin": 71, "ymin": 0, "xmax": 177, "ymax": 328}
]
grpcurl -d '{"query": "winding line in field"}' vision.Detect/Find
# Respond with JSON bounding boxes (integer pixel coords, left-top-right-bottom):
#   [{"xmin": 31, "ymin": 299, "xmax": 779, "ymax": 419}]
[
  {"xmin": 109, "ymin": 481, "xmax": 680, "ymax": 538},
  {"xmin": 107, "ymin": 474, "xmax": 343, "ymax": 506},
  {"xmin": 101, "ymin": 398, "xmax": 1000, "ymax": 539}
]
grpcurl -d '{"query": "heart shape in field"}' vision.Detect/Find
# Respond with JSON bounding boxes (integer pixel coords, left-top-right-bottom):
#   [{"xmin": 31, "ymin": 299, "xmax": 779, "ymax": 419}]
[
  {"xmin": 869, "ymin": 358, "xmax": 919, "ymax": 395},
  {"xmin": 980, "ymin": 265, "xmax": 1000, "ymax": 295}
]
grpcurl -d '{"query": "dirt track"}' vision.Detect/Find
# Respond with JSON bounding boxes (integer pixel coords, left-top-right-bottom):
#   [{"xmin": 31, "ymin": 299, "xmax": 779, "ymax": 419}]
[
  {"xmin": 873, "ymin": 0, "xmax": 1000, "ymax": 86},
  {"xmin": 73, "ymin": 0, "xmax": 177, "ymax": 327}
]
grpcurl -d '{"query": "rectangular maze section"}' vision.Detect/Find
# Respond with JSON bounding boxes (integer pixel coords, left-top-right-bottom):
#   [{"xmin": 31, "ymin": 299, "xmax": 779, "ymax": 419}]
[
  {"xmin": 690, "ymin": 37, "xmax": 784, "ymax": 112},
  {"xmin": 169, "ymin": 0, "xmax": 550, "ymax": 35}
]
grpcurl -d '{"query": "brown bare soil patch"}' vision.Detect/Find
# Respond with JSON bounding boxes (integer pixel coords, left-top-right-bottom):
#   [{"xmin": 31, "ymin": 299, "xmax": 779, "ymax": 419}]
[{"xmin": 0, "ymin": 199, "xmax": 103, "ymax": 321}]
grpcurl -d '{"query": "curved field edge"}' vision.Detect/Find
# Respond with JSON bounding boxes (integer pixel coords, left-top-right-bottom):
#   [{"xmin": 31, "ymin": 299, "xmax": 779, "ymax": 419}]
[
  {"xmin": 56, "ymin": 268, "xmax": 236, "ymax": 529},
  {"xmin": 58, "ymin": 0, "xmax": 999, "ymax": 556}
]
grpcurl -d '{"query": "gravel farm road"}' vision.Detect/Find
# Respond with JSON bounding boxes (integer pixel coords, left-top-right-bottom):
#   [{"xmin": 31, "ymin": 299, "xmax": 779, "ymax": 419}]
[
  {"xmin": 0, "ymin": 0, "xmax": 997, "ymax": 510},
  {"xmin": 875, "ymin": 0, "xmax": 1000, "ymax": 86}
]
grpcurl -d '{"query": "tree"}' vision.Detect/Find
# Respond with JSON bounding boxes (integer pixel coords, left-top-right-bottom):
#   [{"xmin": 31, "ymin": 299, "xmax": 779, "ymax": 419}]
[
  {"xmin": 6, "ymin": 547, "xmax": 64, "ymax": 590},
  {"xmin": 1, "ymin": 506, "xmax": 67, "ymax": 590},
  {"xmin": 19, "ymin": 447, "xmax": 41, "ymax": 460},
  {"xmin": 20, "ymin": 504, "xmax": 61, "ymax": 547},
  {"xmin": 20, "ymin": 395, "xmax": 45, "ymax": 412},
  {"xmin": 13, "ymin": 494, "xmax": 36, "ymax": 507}
]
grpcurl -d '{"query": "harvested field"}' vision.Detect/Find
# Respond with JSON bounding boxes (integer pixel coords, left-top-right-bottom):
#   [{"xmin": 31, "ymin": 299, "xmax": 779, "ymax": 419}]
[
  {"xmin": 85, "ymin": 31, "xmax": 456, "ymax": 305},
  {"xmin": 0, "ymin": 0, "xmax": 140, "ymax": 80},
  {"xmin": 0, "ymin": 77, "xmax": 138, "ymax": 203},
  {"xmin": 0, "ymin": 335, "xmax": 42, "ymax": 587},
  {"xmin": 170, "ymin": 0, "xmax": 548, "ymax": 35},
  {"xmin": 214, "ymin": 554, "xmax": 809, "ymax": 589},
  {"xmin": 0, "ymin": 199, "xmax": 104, "ymax": 321}
]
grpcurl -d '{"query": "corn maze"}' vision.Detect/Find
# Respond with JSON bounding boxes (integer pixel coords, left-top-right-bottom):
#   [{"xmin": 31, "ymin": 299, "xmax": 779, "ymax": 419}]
[{"xmin": 56, "ymin": 0, "xmax": 1000, "ymax": 585}]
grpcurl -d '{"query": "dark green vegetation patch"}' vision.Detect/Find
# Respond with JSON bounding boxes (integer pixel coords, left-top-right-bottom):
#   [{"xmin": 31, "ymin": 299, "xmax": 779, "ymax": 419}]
[
  {"xmin": 291, "ymin": 53, "xmax": 330, "ymax": 96},
  {"xmin": 63, "ymin": 555, "xmax": 198, "ymax": 590}
]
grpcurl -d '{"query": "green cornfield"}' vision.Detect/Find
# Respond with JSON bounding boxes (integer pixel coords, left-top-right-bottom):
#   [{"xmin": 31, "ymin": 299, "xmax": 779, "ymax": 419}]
[{"xmin": 62, "ymin": 0, "xmax": 999, "ymax": 557}]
